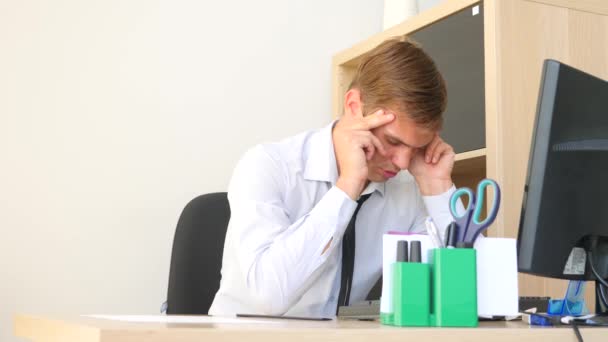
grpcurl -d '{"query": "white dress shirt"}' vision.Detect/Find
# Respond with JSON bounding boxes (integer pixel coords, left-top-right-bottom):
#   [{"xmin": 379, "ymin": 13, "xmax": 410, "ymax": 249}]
[{"xmin": 208, "ymin": 121, "xmax": 458, "ymax": 318}]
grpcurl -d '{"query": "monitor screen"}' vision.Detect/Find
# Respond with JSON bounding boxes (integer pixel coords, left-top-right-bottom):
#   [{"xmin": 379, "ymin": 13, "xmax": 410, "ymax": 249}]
[{"xmin": 517, "ymin": 59, "xmax": 608, "ymax": 281}]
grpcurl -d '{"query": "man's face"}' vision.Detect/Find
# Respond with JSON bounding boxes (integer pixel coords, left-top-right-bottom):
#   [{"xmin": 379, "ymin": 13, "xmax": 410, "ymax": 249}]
[{"xmin": 367, "ymin": 112, "xmax": 436, "ymax": 182}]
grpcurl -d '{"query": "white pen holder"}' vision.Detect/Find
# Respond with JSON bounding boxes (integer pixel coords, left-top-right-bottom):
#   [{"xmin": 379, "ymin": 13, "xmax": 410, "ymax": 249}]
[{"xmin": 475, "ymin": 237, "xmax": 519, "ymax": 317}]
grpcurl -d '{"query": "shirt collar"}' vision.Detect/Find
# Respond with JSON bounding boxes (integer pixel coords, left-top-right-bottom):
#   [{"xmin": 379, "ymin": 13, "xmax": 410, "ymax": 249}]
[{"xmin": 303, "ymin": 121, "xmax": 385, "ymax": 197}]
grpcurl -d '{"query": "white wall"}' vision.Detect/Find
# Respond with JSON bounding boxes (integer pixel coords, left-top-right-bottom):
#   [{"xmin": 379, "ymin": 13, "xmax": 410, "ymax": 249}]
[
  {"xmin": 417, "ymin": 0, "xmax": 445, "ymax": 12},
  {"xmin": 0, "ymin": 1, "xmax": 382, "ymax": 341},
  {"xmin": 382, "ymin": 0, "xmax": 447, "ymax": 29}
]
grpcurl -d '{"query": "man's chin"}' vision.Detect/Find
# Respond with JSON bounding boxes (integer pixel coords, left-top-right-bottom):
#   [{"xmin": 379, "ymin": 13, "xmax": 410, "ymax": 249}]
[{"xmin": 367, "ymin": 174, "xmax": 389, "ymax": 183}]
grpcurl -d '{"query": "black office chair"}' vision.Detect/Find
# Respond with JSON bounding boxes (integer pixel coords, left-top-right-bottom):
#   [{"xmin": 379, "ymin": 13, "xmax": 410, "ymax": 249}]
[{"xmin": 165, "ymin": 192, "xmax": 231, "ymax": 314}]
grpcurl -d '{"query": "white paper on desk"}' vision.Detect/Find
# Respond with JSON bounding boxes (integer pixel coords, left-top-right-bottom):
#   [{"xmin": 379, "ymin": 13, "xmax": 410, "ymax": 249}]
[
  {"xmin": 84, "ymin": 315, "xmax": 280, "ymax": 324},
  {"xmin": 476, "ymin": 238, "xmax": 519, "ymax": 317}
]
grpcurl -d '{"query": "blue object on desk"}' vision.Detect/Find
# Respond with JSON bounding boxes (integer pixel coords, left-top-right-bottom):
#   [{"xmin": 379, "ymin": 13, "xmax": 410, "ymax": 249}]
[
  {"xmin": 528, "ymin": 313, "xmax": 557, "ymax": 326},
  {"xmin": 548, "ymin": 280, "xmax": 589, "ymax": 316},
  {"xmin": 449, "ymin": 178, "xmax": 501, "ymax": 244}
]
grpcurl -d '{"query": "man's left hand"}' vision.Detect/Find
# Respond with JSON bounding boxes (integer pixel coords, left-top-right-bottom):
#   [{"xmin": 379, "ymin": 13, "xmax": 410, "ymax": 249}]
[{"xmin": 408, "ymin": 134, "xmax": 455, "ymax": 195}]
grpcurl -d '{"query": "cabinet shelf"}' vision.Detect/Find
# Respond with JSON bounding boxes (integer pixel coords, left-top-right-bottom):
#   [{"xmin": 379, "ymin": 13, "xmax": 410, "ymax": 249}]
[
  {"xmin": 332, "ymin": 0, "xmax": 479, "ymax": 69},
  {"xmin": 453, "ymin": 148, "xmax": 486, "ymax": 189},
  {"xmin": 455, "ymin": 148, "xmax": 485, "ymax": 162},
  {"xmin": 332, "ymin": 0, "xmax": 608, "ymax": 302}
]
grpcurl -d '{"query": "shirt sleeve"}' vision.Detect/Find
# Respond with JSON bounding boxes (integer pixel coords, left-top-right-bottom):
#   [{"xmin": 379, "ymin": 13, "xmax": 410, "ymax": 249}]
[
  {"xmin": 410, "ymin": 185, "xmax": 465, "ymax": 243},
  {"xmin": 227, "ymin": 146, "xmax": 357, "ymax": 315}
]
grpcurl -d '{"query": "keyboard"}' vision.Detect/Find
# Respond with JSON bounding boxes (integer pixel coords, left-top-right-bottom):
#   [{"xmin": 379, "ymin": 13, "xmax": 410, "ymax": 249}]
[{"xmin": 337, "ymin": 300, "xmax": 380, "ymax": 319}]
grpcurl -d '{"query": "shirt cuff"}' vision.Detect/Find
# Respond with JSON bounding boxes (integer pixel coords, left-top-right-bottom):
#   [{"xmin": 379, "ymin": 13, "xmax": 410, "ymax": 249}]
[
  {"xmin": 421, "ymin": 185, "xmax": 462, "ymax": 241},
  {"xmin": 311, "ymin": 186, "xmax": 357, "ymax": 256},
  {"xmin": 327, "ymin": 185, "xmax": 358, "ymax": 232},
  {"xmin": 421, "ymin": 185, "xmax": 456, "ymax": 208}
]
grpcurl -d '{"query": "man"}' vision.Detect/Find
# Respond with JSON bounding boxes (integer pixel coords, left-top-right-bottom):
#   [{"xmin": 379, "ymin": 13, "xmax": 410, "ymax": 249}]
[{"xmin": 209, "ymin": 37, "xmax": 459, "ymax": 318}]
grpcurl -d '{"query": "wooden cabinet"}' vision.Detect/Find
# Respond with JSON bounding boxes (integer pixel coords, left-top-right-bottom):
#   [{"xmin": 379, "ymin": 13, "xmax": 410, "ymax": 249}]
[{"xmin": 332, "ymin": 0, "xmax": 608, "ymax": 305}]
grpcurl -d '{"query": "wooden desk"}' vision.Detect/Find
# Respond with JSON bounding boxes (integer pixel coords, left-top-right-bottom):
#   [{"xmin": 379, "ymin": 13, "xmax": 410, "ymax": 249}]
[{"xmin": 14, "ymin": 314, "xmax": 608, "ymax": 342}]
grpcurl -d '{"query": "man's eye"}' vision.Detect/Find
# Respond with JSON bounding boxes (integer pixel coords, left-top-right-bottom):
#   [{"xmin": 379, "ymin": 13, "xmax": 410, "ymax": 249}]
[{"xmin": 387, "ymin": 139, "xmax": 400, "ymax": 146}]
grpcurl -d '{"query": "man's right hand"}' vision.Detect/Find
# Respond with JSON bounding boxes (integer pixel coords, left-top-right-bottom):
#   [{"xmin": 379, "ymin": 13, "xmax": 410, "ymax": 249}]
[{"xmin": 332, "ymin": 108, "xmax": 394, "ymax": 200}]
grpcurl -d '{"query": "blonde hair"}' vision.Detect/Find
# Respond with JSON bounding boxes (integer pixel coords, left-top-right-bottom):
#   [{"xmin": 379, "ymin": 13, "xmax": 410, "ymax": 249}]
[{"xmin": 349, "ymin": 37, "xmax": 447, "ymax": 130}]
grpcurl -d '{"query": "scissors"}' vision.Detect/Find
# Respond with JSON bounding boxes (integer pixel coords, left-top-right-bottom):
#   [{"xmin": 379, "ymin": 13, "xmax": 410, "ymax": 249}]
[{"xmin": 449, "ymin": 178, "xmax": 501, "ymax": 244}]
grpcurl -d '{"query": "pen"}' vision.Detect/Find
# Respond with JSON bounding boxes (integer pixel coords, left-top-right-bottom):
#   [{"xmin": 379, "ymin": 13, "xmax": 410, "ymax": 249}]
[
  {"xmin": 425, "ymin": 217, "xmax": 444, "ymax": 248},
  {"xmin": 236, "ymin": 313, "xmax": 332, "ymax": 321},
  {"xmin": 445, "ymin": 222, "xmax": 458, "ymax": 248}
]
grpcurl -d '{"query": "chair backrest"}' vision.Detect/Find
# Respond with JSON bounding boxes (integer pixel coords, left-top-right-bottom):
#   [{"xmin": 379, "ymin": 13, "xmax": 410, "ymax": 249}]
[{"xmin": 166, "ymin": 192, "xmax": 230, "ymax": 314}]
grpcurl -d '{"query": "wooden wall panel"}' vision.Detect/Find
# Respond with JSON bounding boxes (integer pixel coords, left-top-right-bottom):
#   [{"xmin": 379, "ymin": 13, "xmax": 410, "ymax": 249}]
[{"xmin": 492, "ymin": 0, "xmax": 608, "ymax": 306}]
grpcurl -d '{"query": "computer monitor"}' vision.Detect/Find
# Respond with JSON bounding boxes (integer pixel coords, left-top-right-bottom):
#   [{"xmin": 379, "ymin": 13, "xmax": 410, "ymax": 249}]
[{"xmin": 517, "ymin": 59, "xmax": 608, "ymax": 311}]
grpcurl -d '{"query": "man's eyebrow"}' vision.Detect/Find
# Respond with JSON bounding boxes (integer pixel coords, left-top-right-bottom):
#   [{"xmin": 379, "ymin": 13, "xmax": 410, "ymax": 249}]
[
  {"xmin": 385, "ymin": 134, "xmax": 409, "ymax": 146},
  {"xmin": 385, "ymin": 133, "xmax": 429, "ymax": 149}
]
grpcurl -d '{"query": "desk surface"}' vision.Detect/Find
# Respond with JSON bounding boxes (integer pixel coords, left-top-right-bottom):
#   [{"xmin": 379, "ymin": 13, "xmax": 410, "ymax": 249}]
[{"xmin": 14, "ymin": 314, "xmax": 608, "ymax": 342}]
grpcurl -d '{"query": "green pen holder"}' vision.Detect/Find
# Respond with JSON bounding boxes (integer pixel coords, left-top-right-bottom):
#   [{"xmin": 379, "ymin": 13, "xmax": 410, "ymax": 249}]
[
  {"xmin": 392, "ymin": 262, "xmax": 430, "ymax": 326},
  {"xmin": 429, "ymin": 248, "xmax": 478, "ymax": 327},
  {"xmin": 387, "ymin": 248, "xmax": 478, "ymax": 328}
]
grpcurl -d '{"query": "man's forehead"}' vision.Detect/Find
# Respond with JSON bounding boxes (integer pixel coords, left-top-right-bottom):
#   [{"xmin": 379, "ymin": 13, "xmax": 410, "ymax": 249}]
[{"xmin": 383, "ymin": 122, "xmax": 435, "ymax": 148}]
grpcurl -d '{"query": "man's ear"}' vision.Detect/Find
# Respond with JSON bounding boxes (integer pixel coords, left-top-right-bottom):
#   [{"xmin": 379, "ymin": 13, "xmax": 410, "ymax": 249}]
[{"xmin": 344, "ymin": 88, "xmax": 363, "ymax": 117}]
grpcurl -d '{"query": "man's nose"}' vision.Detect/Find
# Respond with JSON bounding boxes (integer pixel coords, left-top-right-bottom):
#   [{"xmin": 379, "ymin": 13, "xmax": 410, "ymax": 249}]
[{"xmin": 391, "ymin": 149, "xmax": 413, "ymax": 170}]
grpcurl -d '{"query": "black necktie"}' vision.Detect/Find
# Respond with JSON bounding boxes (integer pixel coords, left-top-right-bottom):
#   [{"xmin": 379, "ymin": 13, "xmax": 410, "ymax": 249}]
[{"xmin": 337, "ymin": 193, "xmax": 371, "ymax": 313}]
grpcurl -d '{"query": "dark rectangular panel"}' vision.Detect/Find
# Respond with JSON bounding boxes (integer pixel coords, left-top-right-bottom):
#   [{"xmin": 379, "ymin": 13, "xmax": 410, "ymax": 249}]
[{"xmin": 411, "ymin": 4, "xmax": 485, "ymax": 153}]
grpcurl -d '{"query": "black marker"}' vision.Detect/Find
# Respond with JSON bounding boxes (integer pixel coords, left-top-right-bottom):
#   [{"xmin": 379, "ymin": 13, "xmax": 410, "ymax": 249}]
[
  {"xmin": 445, "ymin": 222, "xmax": 458, "ymax": 248},
  {"xmin": 410, "ymin": 240, "xmax": 422, "ymax": 263},
  {"xmin": 396, "ymin": 240, "xmax": 408, "ymax": 262}
]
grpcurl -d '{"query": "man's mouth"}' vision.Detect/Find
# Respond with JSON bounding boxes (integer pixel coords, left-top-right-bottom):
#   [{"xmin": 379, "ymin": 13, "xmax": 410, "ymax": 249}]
[{"xmin": 381, "ymin": 169, "xmax": 398, "ymax": 178}]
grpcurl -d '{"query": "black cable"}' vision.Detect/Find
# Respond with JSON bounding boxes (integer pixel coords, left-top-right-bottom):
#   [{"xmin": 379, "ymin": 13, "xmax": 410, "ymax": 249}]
[
  {"xmin": 587, "ymin": 250, "xmax": 608, "ymax": 310},
  {"xmin": 572, "ymin": 321, "xmax": 584, "ymax": 342},
  {"xmin": 602, "ymin": 283, "xmax": 608, "ymax": 307},
  {"xmin": 587, "ymin": 251, "xmax": 608, "ymax": 287},
  {"xmin": 596, "ymin": 283, "xmax": 608, "ymax": 312}
]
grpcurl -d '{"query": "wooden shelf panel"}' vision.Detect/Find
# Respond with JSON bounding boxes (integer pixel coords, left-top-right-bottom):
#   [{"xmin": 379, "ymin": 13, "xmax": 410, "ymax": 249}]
[
  {"xmin": 527, "ymin": 0, "xmax": 608, "ymax": 15},
  {"xmin": 455, "ymin": 148, "xmax": 486, "ymax": 162},
  {"xmin": 453, "ymin": 148, "xmax": 486, "ymax": 190}
]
